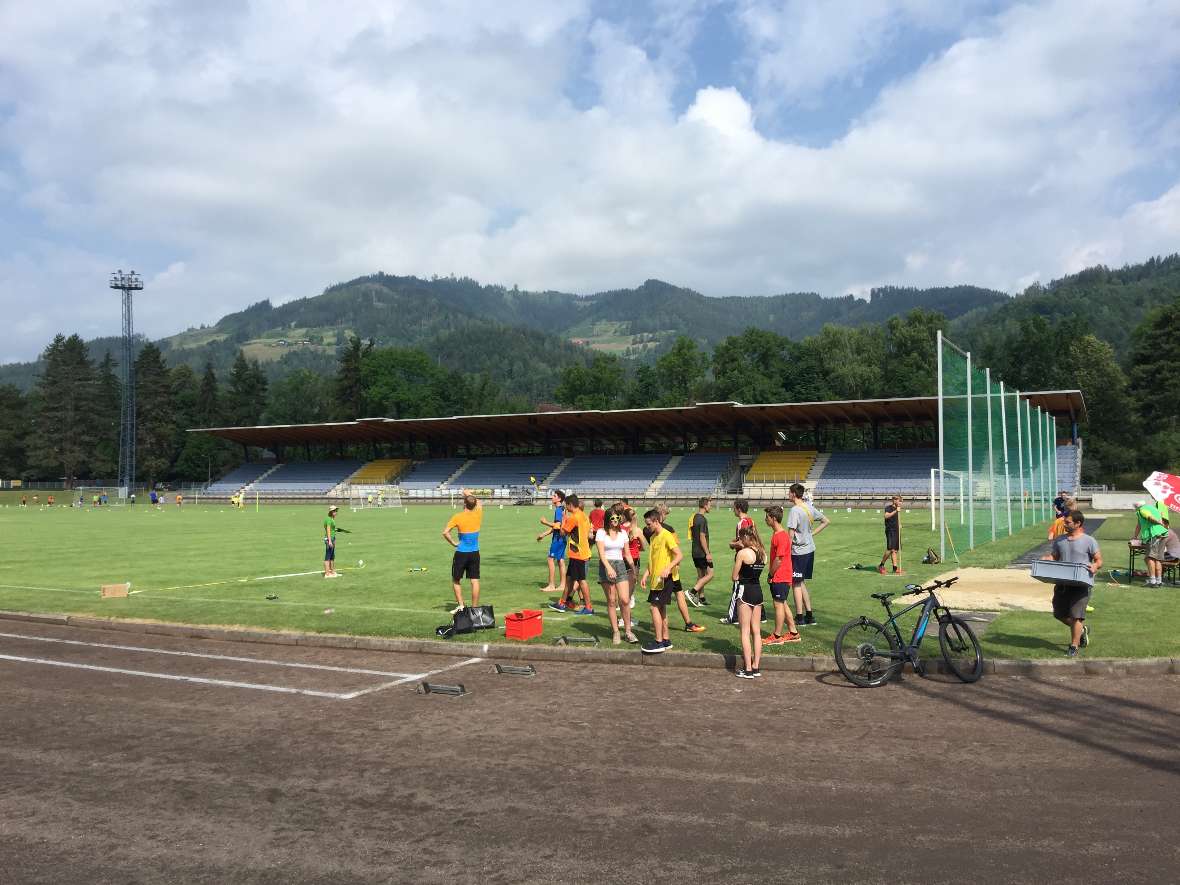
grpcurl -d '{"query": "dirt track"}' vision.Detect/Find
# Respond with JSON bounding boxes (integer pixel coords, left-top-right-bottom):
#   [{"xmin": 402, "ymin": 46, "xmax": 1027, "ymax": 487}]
[{"xmin": 1, "ymin": 621, "xmax": 1178, "ymax": 884}]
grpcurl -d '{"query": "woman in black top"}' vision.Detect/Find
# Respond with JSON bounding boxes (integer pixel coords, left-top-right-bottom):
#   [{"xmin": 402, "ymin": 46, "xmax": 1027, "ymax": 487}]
[{"xmin": 731, "ymin": 526, "xmax": 766, "ymax": 678}]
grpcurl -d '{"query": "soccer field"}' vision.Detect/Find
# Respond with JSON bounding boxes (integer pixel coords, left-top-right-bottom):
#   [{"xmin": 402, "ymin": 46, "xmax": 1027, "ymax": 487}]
[{"xmin": 0, "ymin": 501, "xmax": 1174, "ymax": 659}]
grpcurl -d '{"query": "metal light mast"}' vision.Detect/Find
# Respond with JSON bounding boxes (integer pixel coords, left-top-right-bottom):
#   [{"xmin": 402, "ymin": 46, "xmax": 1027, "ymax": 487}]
[{"xmin": 109, "ymin": 270, "xmax": 143, "ymax": 496}]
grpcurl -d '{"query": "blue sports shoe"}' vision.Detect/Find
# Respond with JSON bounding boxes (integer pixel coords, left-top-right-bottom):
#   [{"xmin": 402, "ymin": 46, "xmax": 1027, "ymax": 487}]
[
  {"xmin": 573, "ymin": 606, "xmax": 594, "ymax": 616},
  {"xmin": 549, "ymin": 602, "xmax": 568, "ymax": 612}
]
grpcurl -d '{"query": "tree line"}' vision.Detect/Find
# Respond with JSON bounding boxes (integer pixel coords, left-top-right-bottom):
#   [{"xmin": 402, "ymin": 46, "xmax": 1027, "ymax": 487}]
[{"xmin": 2, "ymin": 294, "xmax": 1175, "ymax": 488}]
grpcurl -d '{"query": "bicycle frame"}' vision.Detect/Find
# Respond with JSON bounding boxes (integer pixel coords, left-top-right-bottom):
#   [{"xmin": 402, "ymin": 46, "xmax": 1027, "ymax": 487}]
[{"xmin": 877, "ymin": 592, "xmax": 949, "ymax": 663}]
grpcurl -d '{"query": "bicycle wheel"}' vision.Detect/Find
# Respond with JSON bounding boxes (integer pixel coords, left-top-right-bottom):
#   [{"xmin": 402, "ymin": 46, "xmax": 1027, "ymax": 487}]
[
  {"xmin": 834, "ymin": 617, "xmax": 902, "ymax": 687},
  {"xmin": 938, "ymin": 616, "xmax": 983, "ymax": 683}
]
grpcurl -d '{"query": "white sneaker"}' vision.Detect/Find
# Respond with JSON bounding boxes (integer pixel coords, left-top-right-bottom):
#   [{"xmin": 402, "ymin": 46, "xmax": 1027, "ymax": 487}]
[
  {"xmin": 629, "ymin": 595, "xmax": 636, "ymax": 609},
  {"xmin": 617, "ymin": 617, "xmax": 625, "ymax": 628},
  {"xmin": 450, "ymin": 604, "xmax": 464, "ymax": 615}
]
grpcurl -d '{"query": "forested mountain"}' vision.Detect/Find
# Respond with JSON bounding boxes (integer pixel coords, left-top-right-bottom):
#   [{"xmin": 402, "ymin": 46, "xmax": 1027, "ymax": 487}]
[
  {"xmin": 0, "ymin": 273, "xmax": 1009, "ymax": 392},
  {"xmin": 2, "ymin": 254, "xmax": 1178, "ymax": 486}
]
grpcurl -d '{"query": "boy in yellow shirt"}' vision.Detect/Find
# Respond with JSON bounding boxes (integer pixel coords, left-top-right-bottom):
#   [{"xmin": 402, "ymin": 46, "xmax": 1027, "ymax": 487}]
[{"xmin": 641, "ymin": 509, "xmax": 683, "ymax": 654}]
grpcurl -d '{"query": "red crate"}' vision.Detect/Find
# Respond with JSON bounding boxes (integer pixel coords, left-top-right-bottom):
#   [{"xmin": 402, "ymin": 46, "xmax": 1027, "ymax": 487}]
[{"xmin": 505, "ymin": 609, "xmax": 543, "ymax": 641}]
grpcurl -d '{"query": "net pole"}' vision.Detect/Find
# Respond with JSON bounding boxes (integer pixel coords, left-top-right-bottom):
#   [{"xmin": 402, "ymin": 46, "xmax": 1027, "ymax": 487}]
[
  {"xmin": 1034, "ymin": 405, "xmax": 1044, "ymax": 521},
  {"xmin": 1045, "ymin": 411, "xmax": 1053, "ymax": 517},
  {"xmin": 1024, "ymin": 398, "xmax": 1034, "ymax": 524},
  {"xmin": 966, "ymin": 350, "xmax": 974, "ymax": 549},
  {"xmin": 1000, "ymin": 382, "xmax": 1012, "ymax": 536},
  {"xmin": 937, "ymin": 330, "xmax": 946, "ymax": 562},
  {"xmin": 930, "ymin": 469, "xmax": 936, "ymax": 531},
  {"xmin": 986, "ymin": 368, "xmax": 996, "ymax": 542},
  {"xmin": 1014, "ymin": 391, "xmax": 1025, "ymax": 529}
]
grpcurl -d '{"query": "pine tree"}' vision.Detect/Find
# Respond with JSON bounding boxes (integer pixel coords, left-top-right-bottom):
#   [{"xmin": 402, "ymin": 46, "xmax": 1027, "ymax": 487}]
[
  {"xmin": 134, "ymin": 343, "xmax": 174, "ymax": 485},
  {"xmin": 27, "ymin": 334, "xmax": 97, "ymax": 484},
  {"xmin": 91, "ymin": 352, "xmax": 121, "ymax": 479}
]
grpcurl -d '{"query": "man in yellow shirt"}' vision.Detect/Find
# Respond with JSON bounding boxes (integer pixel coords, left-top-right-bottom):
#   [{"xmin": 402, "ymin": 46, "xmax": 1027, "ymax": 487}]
[
  {"xmin": 641, "ymin": 508, "xmax": 683, "ymax": 654},
  {"xmin": 551, "ymin": 494, "xmax": 593, "ymax": 614},
  {"xmin": 441, "ymin": 489, "xmax": 483, "ymax": 614}
]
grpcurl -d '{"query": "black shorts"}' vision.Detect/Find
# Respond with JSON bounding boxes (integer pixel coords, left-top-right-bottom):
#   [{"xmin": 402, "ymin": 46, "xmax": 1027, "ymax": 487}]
[
  {"xmin": 769, "ymin": 581, "xmax": 791, "ymax": 602},
  {"xmin": 1052, "ymin": 585, "xmax": 1090, "ymax": 621},
  {"xmin": 692, "ymin": 555, "xmax": 713, "ymax": 571},
  {"xmin": 324, "ymin": 543, "xmax": 335, "ymax": 562},
  {"xmin": 737, "ymin": 582, "xmax": 764, "ymax": 607},
  {"xmin": 567, "ymin": 558, "xmax": 588, "ymax": 582},
  {"xmin": 885, "ymin": 530, "xmax": 900, "ymax": 551},
  {"xmin": 648, "ymin": 577, "xmax": 674, "ymax": 608},
  {"xmin": 792, "ymin": 551, "xmax": 814, "ymax": 583},
  {"xmin": 451, "ymin": 551, "xmax": 480, "ymax": 581}
]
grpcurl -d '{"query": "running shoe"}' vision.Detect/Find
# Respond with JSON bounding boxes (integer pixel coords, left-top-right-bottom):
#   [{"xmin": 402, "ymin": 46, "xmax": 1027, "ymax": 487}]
[
  {"xmin": 641, "ymin": 641, "xmax": 666, "ymax": 654},
  {"xmin": 698, "ymin": 595, "xmax": 708, "ymax": 606},
  {"xmin": 548, "ymin": 602, "xmax": 568, "ymax": 612},
  {"xmin": 449, "ymin": 604, "xmax": 464, "ymax": 614},
  {"xmin": 803, "ymin": 612, "xmax": 816, "ymax": 626},
  {"xmin": 763, "ymin": 634, "xmax": 784, "ymax": 646},
  {"xmin": 1080, "ymin": 624, "xmax": 1090, "ymax": 648},
  {"xmin": 624, "ymin": 632, "xmax": 639, "ymax": 644},
  {"xmin": 573, "ymin": 606, "xmax": 594, "ymax": 616},
  {"xmin": 782, "ymin": 632, "xmax": 802, "ymax": 643},
  {"xmin": 661, "ymin": 639, "xmax": 673, "ymax": 651},
  {"xmin": 735, "ymin": 668, "xmax": 755, "ymax": 679},
  {"xmin": 1065, "ymin": 645, "xmax": 1079, "ymax": 658},
  {"xmin": 629, "ymin": 595, "xmax": 636, "ymax": 609},
  {"xmin": 751, "ymin": 668, "xmax": 762, "ymax": 677},
  {"xmin": 684, "ymin": 623, "xmax": 705, "ymax": 633},
  {"xmin": 685, "ymin": 588, "xmax": 702, "ymax": 607},
  {"xmin": 877, "ymin": 565, "xmax": 886, "ymax": 575}
]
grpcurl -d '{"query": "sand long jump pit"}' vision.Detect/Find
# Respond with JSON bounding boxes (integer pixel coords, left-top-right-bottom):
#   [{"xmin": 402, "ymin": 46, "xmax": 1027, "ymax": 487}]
[{"xmin": 931, "ymin": 568, "xmax": 1057, "ymax": 613}]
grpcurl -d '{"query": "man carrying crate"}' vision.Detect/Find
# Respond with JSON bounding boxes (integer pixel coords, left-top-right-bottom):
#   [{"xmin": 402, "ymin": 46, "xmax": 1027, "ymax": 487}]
[{"xmin": 1042, "ymin": 509, "xmax": 1102, "ymax": 658}]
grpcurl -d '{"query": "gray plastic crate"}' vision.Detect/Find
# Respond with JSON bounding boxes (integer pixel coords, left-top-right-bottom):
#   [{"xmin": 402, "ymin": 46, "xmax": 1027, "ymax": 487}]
[{"xmin": 1030, "ymin": 559, "xmax": 1094, "ymax": 588}]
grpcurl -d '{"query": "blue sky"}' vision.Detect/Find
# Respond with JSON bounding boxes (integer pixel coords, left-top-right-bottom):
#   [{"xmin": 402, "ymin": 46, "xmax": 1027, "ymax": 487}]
[{"xmin": 1, "ymin": 0, "xmax": 1178, "ymax": 362}]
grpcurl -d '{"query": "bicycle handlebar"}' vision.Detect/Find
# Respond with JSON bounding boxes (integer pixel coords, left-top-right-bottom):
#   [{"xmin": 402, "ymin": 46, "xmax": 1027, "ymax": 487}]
[{"xmin": 903, "ymin": 576, "xmax": 959, "ymax": 596}]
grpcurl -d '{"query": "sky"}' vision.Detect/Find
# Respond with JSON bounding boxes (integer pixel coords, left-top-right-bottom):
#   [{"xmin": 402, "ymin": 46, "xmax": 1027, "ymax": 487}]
[{"xmin": 1, "ymin": 0, "xmax": 1179, "ymax": 363}]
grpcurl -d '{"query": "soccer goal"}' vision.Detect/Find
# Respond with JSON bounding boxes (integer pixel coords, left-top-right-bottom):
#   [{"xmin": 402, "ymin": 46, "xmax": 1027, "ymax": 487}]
[
  {"xmin": 74, "ymin": 486, "xmax": 125, "ymax": 507},
  {"xmin": 349, "ymin": 486, "xmax": 403, "ymax": 511}
]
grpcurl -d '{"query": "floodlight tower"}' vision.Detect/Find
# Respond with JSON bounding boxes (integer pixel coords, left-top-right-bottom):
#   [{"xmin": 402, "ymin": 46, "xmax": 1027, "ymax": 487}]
[{"xmin": 109, "ymin": 270, "xmax": 144, "ymax": 495}]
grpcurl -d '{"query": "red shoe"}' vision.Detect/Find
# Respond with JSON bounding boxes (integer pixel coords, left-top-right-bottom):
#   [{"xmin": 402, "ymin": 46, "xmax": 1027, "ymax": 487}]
[
  {"xmin": 763, "ymin": 633, "xmax": 784, "ymax": 646},
  {"xmin": 877, "ymin": 565, "xmax": 886, "ymax": 574},
  {"xmin": 782, "ymin": 632, "xmax": 802, "ymax": 643}
]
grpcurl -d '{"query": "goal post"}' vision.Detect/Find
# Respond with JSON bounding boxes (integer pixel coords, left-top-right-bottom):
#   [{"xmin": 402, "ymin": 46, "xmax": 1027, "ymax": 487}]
[
  {"xmin": 74, "ymin": 486, "xmax": 125, "ymax": 506},
  {"xmin": 349, "ymin": 485, "xmax": 404, "ymax": 511}
]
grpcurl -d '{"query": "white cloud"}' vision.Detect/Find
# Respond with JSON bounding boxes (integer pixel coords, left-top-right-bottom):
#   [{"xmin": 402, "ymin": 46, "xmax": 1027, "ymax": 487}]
[{"xmin": 0, "ymin": 0, "xmax": 1178, "ymax": 363}]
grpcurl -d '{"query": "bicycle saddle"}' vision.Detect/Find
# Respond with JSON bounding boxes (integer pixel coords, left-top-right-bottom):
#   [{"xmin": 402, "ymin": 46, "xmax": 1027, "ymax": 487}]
[{"xmin": 871, "ymin": 592, "xmax": 894, "ymax": 600}]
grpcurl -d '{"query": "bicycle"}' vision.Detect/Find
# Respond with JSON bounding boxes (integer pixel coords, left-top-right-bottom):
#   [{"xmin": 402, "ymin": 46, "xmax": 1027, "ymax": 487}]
[{"xmin": 833, "ymin": 577, "xmax": 984, "ymax": 687}]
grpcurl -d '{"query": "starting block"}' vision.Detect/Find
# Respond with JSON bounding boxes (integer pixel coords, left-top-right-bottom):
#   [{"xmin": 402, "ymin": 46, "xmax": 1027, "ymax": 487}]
[
  {"xmin": 416, "ymin": 682, "xmax": 467, "ymax": 697},
  {"xmin": 554, "ymin": 635, "xmax": 600, "ymax": 646},
  {"xmin": 494, "ymin": 663, "xmax": 536, "ymax": 677},
  {"xmin": 100, "ymin": 583, "xmax": 130, "ymax": 599}
]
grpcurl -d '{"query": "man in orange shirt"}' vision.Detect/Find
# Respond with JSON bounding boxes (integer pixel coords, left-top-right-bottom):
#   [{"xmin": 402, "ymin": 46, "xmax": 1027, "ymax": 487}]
[
  {"xmin": 441, "ymin": 489, "xmax": 483, "ymax": 614},
  {"xmin": 551, "ymin": 493, "xmax": 593, "ymax": 614}
]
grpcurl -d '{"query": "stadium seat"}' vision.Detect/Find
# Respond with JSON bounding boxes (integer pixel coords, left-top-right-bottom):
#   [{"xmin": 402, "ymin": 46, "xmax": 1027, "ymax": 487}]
[
  {"xmin": 206, "ymin": 463, "xmax": 277, "ymax": 495},
  {"xmin": 658, "ymin": 452, "xmax": 735, "ymax": 494},
  {"xmin": 443, "ymin": 456, "xmax": 564, "ymax": 490},
  {"xmin": 251, "ymin": 460, "xmax": 364, "ymax": 496},
  {"xmin": 555, "ymin": 454, "xmax": 672, "ymax": 495},
  {"xmin": 745, "ymin": 450, "xmax": 817, "ymax": 484}
]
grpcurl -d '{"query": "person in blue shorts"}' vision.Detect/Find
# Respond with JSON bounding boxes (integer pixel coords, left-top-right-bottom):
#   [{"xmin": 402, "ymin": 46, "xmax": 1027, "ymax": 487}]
[{"xmin": 536, "ymin": 489, "xmax": 568, "ymax": 593}]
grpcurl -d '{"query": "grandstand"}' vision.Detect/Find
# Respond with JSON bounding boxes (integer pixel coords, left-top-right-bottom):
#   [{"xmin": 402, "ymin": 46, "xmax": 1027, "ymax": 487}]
[
  {"xmin": 251, "ymin": 460, "xmax": 363, "ymax": 497},
  {"xmin": 1056, "ymin": 443, "xmax": 1081, "ymax": 493},
  {"xmin": 658, "ymin": 452, "xmax": 735, "ymax": 495},
  {"xmin": 813, "ymin": 449, "xmax": 937, "ymax": 498},
  {"xmin": 399, "ymin": 458, "xmax": 468, "ymax": 491},
  {"xmin": 555, "ymin": 454, "xmax": 671, "ymax": 495},
  {"xmin": 193, "ymin": 393, "xmax": 1085, "ymax": 506},
  {"xmin": 445, "ymin": 455, "xmax": 563, "ymax": 490},
  {"xmin": 206, "ymin": 462, "xmax": 276, "ymax": 496},
  {"xmin": 346, "ymin": 458, "xmax": 411, "ymax": 486}
]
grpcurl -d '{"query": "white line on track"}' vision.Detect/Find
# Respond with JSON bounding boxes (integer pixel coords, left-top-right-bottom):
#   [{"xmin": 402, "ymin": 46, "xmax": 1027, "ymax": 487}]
[
  {"xmin": 339, "ymin": 656, "xmax": 485, "ymax": 700},
  {"xmin": 0, "ymin": 632, "xmax": 416, "ymax": 678},
  {"xmin": 0, "ymin": 653, "xmax": 353, "ymax": 700},
  {"xmin": 0, "ymin": 583, "xmax": 94, "ymax": 595}
]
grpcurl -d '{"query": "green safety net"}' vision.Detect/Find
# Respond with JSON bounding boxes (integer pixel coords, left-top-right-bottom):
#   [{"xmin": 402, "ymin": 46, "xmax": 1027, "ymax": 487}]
[{"xmin": 939, "ymin": 334, "xmax": 1049, "ymax": 559}]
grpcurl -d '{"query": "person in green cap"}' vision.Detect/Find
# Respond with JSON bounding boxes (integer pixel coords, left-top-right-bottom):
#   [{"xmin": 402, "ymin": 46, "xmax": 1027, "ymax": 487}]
[
  {"xmin": 323, "ymin": 505, "xmax": 341, "ymax": 579},
  {"xmin": 1134, "ymin": 496, "xmax": 1171, "ymax": 587}
]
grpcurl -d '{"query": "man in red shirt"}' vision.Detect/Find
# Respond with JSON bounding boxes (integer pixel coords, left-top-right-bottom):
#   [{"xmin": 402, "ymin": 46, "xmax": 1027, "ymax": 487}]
[
  {"xmin": 588, "ymin": 499, "xmax": 606, "ymax": 554},
  {"xmin": 763, "ymin": 506, "xmax": 801, "ymax": 644}
]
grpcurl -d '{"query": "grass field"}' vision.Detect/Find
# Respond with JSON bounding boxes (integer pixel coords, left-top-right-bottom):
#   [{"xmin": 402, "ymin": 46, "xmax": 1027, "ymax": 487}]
[{"xmin": 0, "ymin": 501, "xmax": 1173, "ymax": 659}]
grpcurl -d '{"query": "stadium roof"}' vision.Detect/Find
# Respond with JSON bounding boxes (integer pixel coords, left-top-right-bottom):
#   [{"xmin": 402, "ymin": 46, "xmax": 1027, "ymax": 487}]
[{"xmin": 190, "ymin": 391, "xmax": 1086, "ymax": 448}]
